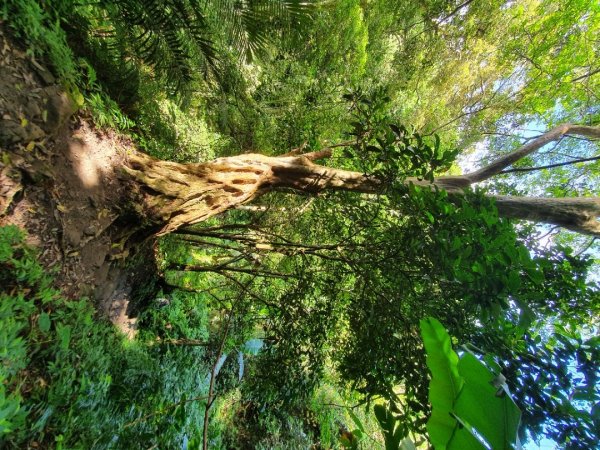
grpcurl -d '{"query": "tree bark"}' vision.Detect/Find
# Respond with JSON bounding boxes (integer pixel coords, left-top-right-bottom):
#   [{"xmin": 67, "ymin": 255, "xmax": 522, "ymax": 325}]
[
  {"xmin": 492, "ymin": 196, "xmax": 600, "ymax": 235},
  {"xmin": 123, "ymin": 151, "xmax": 383, "ymax": 235}
]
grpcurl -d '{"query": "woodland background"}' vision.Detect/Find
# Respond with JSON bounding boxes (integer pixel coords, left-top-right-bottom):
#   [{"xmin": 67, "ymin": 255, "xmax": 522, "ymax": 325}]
[{"xmin": 0, "ymin": 1, "xmax": 599, "ymax": 449}]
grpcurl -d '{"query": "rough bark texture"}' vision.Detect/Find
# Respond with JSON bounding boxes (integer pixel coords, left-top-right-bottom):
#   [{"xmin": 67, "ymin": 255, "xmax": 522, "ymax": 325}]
[
  {"xmin": 124, "ymin": 151, "xmax": 600, "ymax": 236},
  {"xmin": 124, "ymin": 151, "xmax": 387, "ymax": 234}
]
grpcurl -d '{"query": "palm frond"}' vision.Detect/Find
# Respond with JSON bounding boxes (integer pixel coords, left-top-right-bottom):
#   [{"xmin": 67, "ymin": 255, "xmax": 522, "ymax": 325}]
[
  {"xmin": 60, "ymin": 0, "xmax": 318, "ymax": 97},
  {"xmin": 206, "ymin": 0, "xmax": 318, "ymax": 61}
]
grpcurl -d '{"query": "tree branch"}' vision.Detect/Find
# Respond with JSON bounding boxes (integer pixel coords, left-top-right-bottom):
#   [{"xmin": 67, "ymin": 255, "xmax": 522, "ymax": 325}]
[
  {"xmin": 172, "ymin": 263, "xmax": 295, "ymax": 279},
  {"xmin": 466, "ymin": 124, "xmax": 600, "ymax": 182},
  {"xmin": 151, "ymin": 338, "xmax": 209, "ymax": 346},
  {"xmin": 438, "ymin": 0, "xmax": 476, "ymax": 24},
  {"xmin": 492, "ymin": 195, "xmax": 600, "ymax": 236},
  {"xmin": 302, "ymin": 140, "xmax": 355, "ymax": 161},
  {"xmin": 570, "ymin": 67, "xmax": 600, "ymax": 83},
  {"xmin": 303, "ymin": 149, "xmax": 333, "ymax": 161},
  {"xmin": 500, "ymin": 155, "xmax": 600, "ymax": 174}
]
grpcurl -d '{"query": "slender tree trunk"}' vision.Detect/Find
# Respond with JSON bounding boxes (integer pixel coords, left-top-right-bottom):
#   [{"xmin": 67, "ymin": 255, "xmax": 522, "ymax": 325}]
[{"xmin": 492, "ymin": 196, "xmax": 600, "ymax": 235}]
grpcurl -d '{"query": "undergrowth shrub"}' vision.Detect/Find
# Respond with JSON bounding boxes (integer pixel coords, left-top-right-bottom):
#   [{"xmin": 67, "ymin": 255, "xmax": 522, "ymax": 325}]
[
  {"xmin": 2, "ymin": 0, "xmax": 135, "ymax": 132},
  {"xmin": 4, "ymin": 0, "xmax": 231, "ymax": 162},
  {"xmin": 2, "ymin": 0, "xmax": 78, "ymax": 84},
  {"xmin": 133, "ymin": 91, "xmax": 224, "ymax": 162},
  {"xmin": 0, "ymin": 225, "xmax": 210, "ymax": 449}
]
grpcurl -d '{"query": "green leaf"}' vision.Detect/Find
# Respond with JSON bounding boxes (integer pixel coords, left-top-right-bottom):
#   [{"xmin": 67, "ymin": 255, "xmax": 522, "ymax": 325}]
[
  {"xmin": 38, "ymin": 312, "xmax": 51, "ymax": 333},
  {"xmin": 452, "ymin": 353, "xmax": 521, "ymax": 450},
  {"xmin": 433, "ymin": 134, "xmax": 441, "ymax": 154},
  {"xmin": 347, "ymin": 407, "xmax": 365, "ymax": 433},
  {"xmin": 420, "ymin": 317, "xmax": 464, "ymax": 449},
  {"xmin": 507, "ymin": 271, "xmax": 521, "ymax": 291},
  {"xmin": 526, "ymin": 267, "xmax": 544, "ymax": 284},
  {"xmin": 56, "ymin": 324, "xmax": 71, "ymax": 350}
]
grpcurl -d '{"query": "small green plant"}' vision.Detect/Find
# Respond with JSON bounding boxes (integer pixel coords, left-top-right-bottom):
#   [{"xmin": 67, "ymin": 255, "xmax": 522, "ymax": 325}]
[
  {"xmin": 0, "ymin": 230, "xmax": 30, "ymax": 437},
  {"xmin": 2, "ymin": 0, "xmax": 79, "ymax": 84},
  {"xmin": 86, "ymin": 92, "xmax": 135, "ymax": 130}
]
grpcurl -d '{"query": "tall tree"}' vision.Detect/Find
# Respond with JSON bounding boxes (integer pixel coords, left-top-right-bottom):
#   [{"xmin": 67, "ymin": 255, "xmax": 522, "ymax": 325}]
[{"xmin": 124, "ymin": 122, "xmax": 600, "ymax": 235}]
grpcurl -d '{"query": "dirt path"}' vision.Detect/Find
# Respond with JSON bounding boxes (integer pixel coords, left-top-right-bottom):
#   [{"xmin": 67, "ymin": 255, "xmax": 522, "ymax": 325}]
[{"xmin": 0, "ymin": 26, "xmax": 152, "ymax": 337}]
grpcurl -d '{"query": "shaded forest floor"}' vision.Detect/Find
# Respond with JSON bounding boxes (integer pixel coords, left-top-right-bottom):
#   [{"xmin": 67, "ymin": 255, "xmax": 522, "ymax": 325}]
[{"xmin": 1, "ymin": 26, "xmax": 147, "ymax": 336}]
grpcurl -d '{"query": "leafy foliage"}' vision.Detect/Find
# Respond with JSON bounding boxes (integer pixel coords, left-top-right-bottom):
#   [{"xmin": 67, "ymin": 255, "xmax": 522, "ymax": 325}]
[
  {"xmin": 421, "ymin": 317, "xmax": 521, "ymax": 450},
  {"xmin": 2, "ymin": 0, "xmax": 79, "ymax": 83},
  {"xmin": 0, "ymin": 226, "xmax": 211, "ymax": 449},
  {"xmin": 168, "ymin": 182, "xmax": 598, "ymax": 447},
  {"xmin": 44, "ymin": 0, "xmax": 317, "ymax": 100},
  {"xmin": 342, "ymin": 88, "xmax": 459, "ymax": 183},
  {"xmin": 81, "ymin": 0, "xmax": 218, "ymax": 96}
]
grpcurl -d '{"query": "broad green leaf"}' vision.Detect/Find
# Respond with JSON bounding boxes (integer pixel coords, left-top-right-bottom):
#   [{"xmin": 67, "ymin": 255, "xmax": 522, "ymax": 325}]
[
  {"xmin": 420, "ymin": 317, "xmax": 463, "ymax": 449},
  {"xmin": 347, "ymin": 407, "xmax": 365, "ymax": 433},
  {"xmin": 453, "ymin": 353, "xmax": 521, "ymax": 450}
]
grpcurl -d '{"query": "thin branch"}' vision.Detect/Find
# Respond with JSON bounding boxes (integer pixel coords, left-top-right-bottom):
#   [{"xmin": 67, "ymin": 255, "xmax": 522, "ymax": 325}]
[
  {"xmin": 203, "ymin": 280, "xmax": 252, "ymax": 450},
  {"xmin": 570, "ymin": 67, "xmax": 600, "ymax": 83},
  {"xmin": 317, "ymin": 399, "xmax": 369, "ymax": 410},
  {"xmin": 302, "ymin": 140, "xmax": 355, "ymax": 161},
  {"xmin": 500, "ymin": 155, "xmax": 600, "ymax": 174},
  {"xmin": 172, "ymin": 263, "xmax": 295, "ymax": 279},
  {"xmin": 178, "ymin": 228, "xmax": 360, "ymax": 253},
  {"xmin": 178, "ymin": 223, "xmax": 253, "ymax": 235},
  {"xmin": 218, "ymin": 272, "xmax": 282, "ymax": 310},
  {"xmin": 279, "ymin": 141, "xmax": 307, "ymax": 157},
  {"xmin": 281, "ymin": 139, "xmax": 355, "ymax": 160},
  {"xmin": 537, "ymin": 226, "xmax": 560, "ymax": 244},
  {"xmin": 438, "ymin": 0, "xmax": 476, "ymax": 24},
  {"xmin": 574, "ymin": 237, "xmax": 597, "ymax": 257},
  {"xmin": 481, "ymin": 131, "xmax": 536, "ymax": 141},
  {"xmin": 150, "ymin": 338, "xmax": 209, "ymax": 346}
]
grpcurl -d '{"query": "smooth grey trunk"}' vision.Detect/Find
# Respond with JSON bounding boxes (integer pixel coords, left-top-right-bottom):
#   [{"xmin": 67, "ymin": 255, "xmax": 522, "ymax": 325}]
[{"xmin": 492, "ymin": 196, "xmax": 600, "ymax": 235}]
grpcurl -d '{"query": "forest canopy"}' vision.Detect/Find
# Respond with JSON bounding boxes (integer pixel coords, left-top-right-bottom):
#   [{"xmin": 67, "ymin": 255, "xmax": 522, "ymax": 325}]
[{"xmin": 1, "ymin": 0, "xmax": 599, "ymax": 449}]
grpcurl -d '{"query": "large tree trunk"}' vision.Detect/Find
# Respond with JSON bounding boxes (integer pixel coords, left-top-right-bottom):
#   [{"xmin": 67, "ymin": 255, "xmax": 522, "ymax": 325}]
[
  {"xmin": 123, "ymin": 151, "xmax": 383, "ymax": 235},
  {"xmin": 124, "ymin": 151, "xmax": 600, "ymax": 236}
]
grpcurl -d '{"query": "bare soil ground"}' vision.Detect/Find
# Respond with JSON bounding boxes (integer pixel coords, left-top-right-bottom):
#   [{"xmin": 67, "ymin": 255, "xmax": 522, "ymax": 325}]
[{"xmin": 1, "ymin": 26, "xmax": 153, "ymax": 337}]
